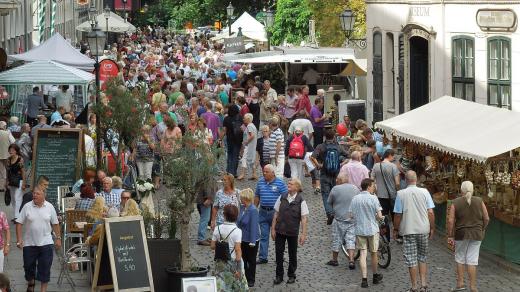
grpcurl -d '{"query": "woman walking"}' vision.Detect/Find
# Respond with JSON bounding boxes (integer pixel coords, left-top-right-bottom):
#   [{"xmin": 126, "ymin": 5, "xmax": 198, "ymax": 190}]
[
  {"xmin": 7, "ymin": 144, "xmax": 25, "ymax": 221},
  {"xmin": 237, "ymin": 188, "xmax": 260, "ymax": 288},
  {"xmin": 211, "ymin": 204, "xmax": 248, "ymax": 291},
  {"xmin": 271, "ymin": 178, "xmax": 308, "ymax": 285},
  {"xmin": 447, "ymin": 181, "xmax": 489, "ymax": 292},
  {"xmin": 132, "ymin": 125, "xmax": 156, "ymax": 181},
  {"xmin": 237, "ymin": 113, "xmax": 257, "ymax": 180},
  {"xmin": 285, "ymin": 127, "xmax": 313, "ymax": 182},
  {"xmin": 211, "ymin": 174, "xmax": 240, "ymax": 230}
]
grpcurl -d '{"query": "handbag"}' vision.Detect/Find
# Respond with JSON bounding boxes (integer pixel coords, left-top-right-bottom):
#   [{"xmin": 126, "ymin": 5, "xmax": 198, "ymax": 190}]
[{"xmin": 4, "ymin": 188, "xmax": 11, "ymax": 206}]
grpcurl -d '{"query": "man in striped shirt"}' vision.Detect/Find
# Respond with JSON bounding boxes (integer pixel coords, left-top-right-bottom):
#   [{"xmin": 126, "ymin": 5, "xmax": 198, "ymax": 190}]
[
  {"xmin": 268, "ymin": 117, "xmax": 285, "ymax": 178},
  {"xmin": 255, "ymin": 164, "xmax": 288, "ymax": 264}
]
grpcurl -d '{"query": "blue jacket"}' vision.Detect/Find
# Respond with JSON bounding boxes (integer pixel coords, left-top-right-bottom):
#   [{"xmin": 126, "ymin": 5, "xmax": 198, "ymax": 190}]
[{"xmin": 237, "ymin": 204, "xmax": 260, "ymax": 243}]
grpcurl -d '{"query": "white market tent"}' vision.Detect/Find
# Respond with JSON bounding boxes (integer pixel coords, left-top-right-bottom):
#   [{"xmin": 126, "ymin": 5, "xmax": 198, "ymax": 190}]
[
  {"xmin": 0, "ymin": 60, "xmax": 94, "ymax": 120},
  {"xmin": 76, "ymin": 11, "xmax": 136, "ymax": 33},
  {"xmin": 8, "ymin": 33, "xmax": 95, "ymax": 71},
  {"xmin": 214, "ymin": 12, "xmax": 267, "ymax": 42},
  {"xmin": 375, "ymin": 96, "xmax": 520, "ymax": 163},
  {"xmin": 225, "ymin": 46, "xmax": 357, "ymax": 64}
]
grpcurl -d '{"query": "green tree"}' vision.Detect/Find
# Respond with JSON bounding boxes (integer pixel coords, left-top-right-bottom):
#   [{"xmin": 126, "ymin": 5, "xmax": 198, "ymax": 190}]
[
  {"xmin": 269, "ymin": 0, "xmax": 312, "ymax": 45},
  {"xmin": 308, "ymin": 0, "xmax": 366, "ymax": 47},
  {"xmin": 93, "ymin": 78, "xmax": 149, "ymax": 175}
]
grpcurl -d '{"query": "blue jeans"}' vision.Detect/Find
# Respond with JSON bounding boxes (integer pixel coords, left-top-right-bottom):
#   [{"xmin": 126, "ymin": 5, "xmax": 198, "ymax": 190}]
[
  {"xmin": 258, "ymin": 208, "xmax": 274, "ymax": 261},
  {"xmin": 320, "ymin": 175, "xmax": 335, "ymax": 216},
  {"xmin": 226, "ymin": 141, "xmax": 241, "ymax": 176},
  {"xmin": 23, "ymin": 244, "xmax": 54, "ymax": 283},
  {"xmin": 197, "ymin": 203, "xmax": 211, "ymax": 241}
]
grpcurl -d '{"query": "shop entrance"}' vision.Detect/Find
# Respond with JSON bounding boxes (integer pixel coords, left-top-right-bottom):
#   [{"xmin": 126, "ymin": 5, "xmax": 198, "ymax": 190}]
[{"xmin": 409, "ymin": 36, "xmax": 429, "ymax": 109}]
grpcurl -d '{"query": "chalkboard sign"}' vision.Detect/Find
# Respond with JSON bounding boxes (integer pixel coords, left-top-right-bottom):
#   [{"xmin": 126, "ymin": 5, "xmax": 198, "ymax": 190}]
[
  {"xmin": 104, "ymin": 216, "xmax": 154, "ymax": 292},
  {"xmin": 31, "ymin": 129, "xmax": 82, "ymax": 208}
]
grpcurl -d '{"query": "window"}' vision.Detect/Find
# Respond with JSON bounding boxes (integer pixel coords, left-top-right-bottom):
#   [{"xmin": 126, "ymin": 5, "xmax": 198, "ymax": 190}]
[
  {"xmin": 488, "ymin": 37, "xmax": 511, "ymax": 109},
  {"xmin": 373, "ymin": 32, "xmax": 383, "ymax": 122},
  {"xmin": 452, "ymin": 36, "xmax": 474, "ymax": 101},
  {"xmin": 386, "ymin": 33, "xmax": 395, "ymax": 109}
]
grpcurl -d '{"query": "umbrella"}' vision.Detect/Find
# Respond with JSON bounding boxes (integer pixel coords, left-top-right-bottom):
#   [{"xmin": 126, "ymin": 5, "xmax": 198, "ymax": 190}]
[{"xmin": 76, "ymin": 11, "xmax": 136, "ymax": 33}]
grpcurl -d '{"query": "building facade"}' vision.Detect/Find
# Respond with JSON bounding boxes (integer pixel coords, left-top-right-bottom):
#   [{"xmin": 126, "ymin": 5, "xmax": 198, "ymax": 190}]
[
  {"xmin": 0, "ymin": 0, "xmax": 33, "ymax": 55},
  {"xmin": 366, "ymin": 0, "xmax": 520, "ymax": 124}
]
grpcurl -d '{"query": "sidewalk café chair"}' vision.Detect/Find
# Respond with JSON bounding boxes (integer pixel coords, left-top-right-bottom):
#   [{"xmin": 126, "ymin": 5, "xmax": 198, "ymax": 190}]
[
  {"xmin": 64, "ymin": 210, "xmax": 87, "ymax": 252},
  {"xmin": 57, "ymin": 243, "xmax": 92, "ymax": 290}
]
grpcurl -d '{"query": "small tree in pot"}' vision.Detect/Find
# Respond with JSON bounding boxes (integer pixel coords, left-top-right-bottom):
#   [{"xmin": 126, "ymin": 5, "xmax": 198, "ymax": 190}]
[{"xmin": 162, "ymin": 132, "xmax": 219, "ymax": 277}]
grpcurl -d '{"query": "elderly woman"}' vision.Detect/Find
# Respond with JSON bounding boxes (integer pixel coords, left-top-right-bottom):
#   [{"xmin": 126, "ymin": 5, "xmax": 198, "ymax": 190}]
[
  {"xmin": 211, "ymin": 204, "xmax": 248, "ymax": 291},
  {"xmin": 271, "ymin": 178, "xmax": 309, "ymax": 285},
  {"xmin": 211, "ymin": 174, "xmax": 240, "ymax": 230},
  {"xmin": 447, "ymin": 181, "xmax": 489, "ymax": 292},
  {"xmin": 285, "ymin": 126, "xmax": 313, "ymax": 182},
  {"xmin": 237, "ymin": 188, "xmax": 260, "ymax": 288},
  {"xmin": 237, "ymin": 113, "xmax": 257, "ymax": 181},
  {"xmin": 132, "ymin": 125, "xmax": 156, "ymax": 181}
]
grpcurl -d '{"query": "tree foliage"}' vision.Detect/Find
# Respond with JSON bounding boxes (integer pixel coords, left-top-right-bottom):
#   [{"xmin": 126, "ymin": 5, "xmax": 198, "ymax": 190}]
[
  {"xmin": 308, "ymin": 0, "xmax": 366, "ymax": 47},
  {"xmin": 162, "ymin": 134, "xmax": 220, "ymax": 271},
  {"xmin": 269, "ymin": 0, "xmax": 312, "ymax": 46},
  {"xmin": 93, "ymin": 78, "xmax": 149, "ymax": 175}
]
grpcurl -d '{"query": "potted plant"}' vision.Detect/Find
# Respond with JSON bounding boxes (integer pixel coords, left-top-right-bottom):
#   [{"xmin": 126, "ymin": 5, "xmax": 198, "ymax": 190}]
[
  {"xmin": 143, "ymin": 200, "xmax": 181, "ymax": 292},
  {"xmin": 162, "ymin": 132, "xmax": 219, "ymax": 291}
]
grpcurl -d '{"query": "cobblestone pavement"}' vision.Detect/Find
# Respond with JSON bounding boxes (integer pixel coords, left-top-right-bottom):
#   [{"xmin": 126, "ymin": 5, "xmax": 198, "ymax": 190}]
[{"xmin": 187, "ymin": 171, "xmax": 520, "ymax": 292}]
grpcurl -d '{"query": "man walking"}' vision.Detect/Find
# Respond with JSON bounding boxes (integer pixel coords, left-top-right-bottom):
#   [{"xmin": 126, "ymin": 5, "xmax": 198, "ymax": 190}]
[
  {"xmin": 326, "ymin": 173, "xmax": 359, "ymax": 269},
  {"xmin": 349, "ymin": 178, "xmax": 384, "ymax": 288},
  {"xmin": 311, "ymin": 127, "xmax": 348, "ymax": 225},
  {"xmin": 26, "ymin": 87, "xmax": 47, "ymax": 127},
  {"xmin": 255, "ymin": 164, "xmax": 288, "ymax": 264},
  {"xmin": 339, "ymin": 151, "xmax": 369, "ymax": 190},
  {"xmin": 16, "ymin": 187, "xmax": 61, "ymax": 292},
  {"xmin": 0, "ymin": 121, "xmax": 14, "ymax": 191},
  {"xmin": 393, "ymin": 171, "xmax": 435, "ymax": 292}
]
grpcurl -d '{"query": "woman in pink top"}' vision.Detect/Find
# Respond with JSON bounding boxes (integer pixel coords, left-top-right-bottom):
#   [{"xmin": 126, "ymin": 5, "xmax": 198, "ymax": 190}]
[
  {"xmin": 0, "ymin": 211, "xmax": 10, "ymax": 272},
  {"xmin": 160, "ymin": 117, "xmax": 182, "ymax": 154}
]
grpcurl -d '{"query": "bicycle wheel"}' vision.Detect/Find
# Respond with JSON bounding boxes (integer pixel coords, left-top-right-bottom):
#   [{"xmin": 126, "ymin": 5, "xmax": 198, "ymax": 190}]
[{"xmin": 377, "ymin": 234, "xmax": 391, "ymax": 268}]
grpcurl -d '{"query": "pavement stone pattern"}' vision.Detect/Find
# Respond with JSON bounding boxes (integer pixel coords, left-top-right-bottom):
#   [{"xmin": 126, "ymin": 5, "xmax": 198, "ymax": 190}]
[{"xmin": 1, "ymin": 166, "xmax": 520, "ymax": 291}]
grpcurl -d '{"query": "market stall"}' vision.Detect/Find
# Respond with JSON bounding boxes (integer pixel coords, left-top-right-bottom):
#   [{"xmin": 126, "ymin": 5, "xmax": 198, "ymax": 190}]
[{"xmin": 375, "ymin": 96, "xmax": 520, "ymax": 264}]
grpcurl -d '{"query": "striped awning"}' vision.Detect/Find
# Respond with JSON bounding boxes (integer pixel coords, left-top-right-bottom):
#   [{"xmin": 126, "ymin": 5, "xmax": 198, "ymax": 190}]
[{"xmin": 0, "ymin": 60, "xmax": 94, "ymax": 85}]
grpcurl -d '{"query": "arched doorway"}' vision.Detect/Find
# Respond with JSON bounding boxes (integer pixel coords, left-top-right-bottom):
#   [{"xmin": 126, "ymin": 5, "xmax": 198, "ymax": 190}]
[{"xmin": 409, "ymin": 36, "xmax": 429, "ymax": 109}]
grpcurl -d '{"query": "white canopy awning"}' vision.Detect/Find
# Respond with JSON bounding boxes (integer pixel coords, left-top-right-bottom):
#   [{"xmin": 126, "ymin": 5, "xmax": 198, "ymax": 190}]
[
  {"xmin": 8, "ymin": 33, "xmax": 94, "ymax": 70},
  {"xmin": 213, "ymin": 12, "xmax": 267, "ymax": 42},
  {"xmin": 375, "ymin": 96, "xmax": 520, "ymax": 163},
  {"xmin": 76, "ymin": 11, "xmax": 136, "ymax": 33},
  {"xmin": 0, "ymin": 60, "xmax": 94, "ymax": 85},
  {"xmin": 340, "ymin": 59, "xmax": 367, "ymax": 76},
  {"xmin": 225, "ymin": 47, "xmax": 356, "ymax": 64}
]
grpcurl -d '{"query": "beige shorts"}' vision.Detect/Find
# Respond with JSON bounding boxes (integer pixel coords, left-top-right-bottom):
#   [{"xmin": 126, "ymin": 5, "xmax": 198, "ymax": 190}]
[{"xmin": 356, "ymin": 234, "xmax": 379, "ymax": 253}]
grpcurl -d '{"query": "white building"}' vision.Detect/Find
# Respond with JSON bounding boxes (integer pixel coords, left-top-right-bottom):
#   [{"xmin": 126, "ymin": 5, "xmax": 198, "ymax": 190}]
[
  {"xmin": 366, "ymin": 0, "xmax": 520, "ymax": 124},
  {"xmin": 0, "ymin": 0, "xmax": 32, "ymax": 55}
]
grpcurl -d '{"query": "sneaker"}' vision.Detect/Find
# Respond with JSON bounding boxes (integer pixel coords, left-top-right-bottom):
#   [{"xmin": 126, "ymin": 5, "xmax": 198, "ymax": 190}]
[
  {"xmin": 273, "ymin": 277, "xmax": 283, "ymax": 285},
  {"xmin": 450, "ymin": 287, "xmax": 467, "ymax": 292},
  {"xmin": 361, "ymin": 278, "xmax": 368, "ymax": 288},
  {"xmin": 256, "ymin": 259, "xmax": 268, "ymax": 264},
  {"xmin": 325, "ymin": 260, "xmax": 338, "ymax": 266},
  {"xmin": 287, "ymin": 277, "xmax": 296, "ymax": 284},
  {"xmin": 373, "ymin": 273, "xmax": 383, "ymax": 284}
]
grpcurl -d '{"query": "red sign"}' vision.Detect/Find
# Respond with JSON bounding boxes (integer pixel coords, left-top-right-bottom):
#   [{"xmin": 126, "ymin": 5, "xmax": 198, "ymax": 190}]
[
  {"xmin": 93, "ymin": 59, "xmax": 119, "ymax": 91},
  {"xmin": 114, "ymin": 0, "xmax": 132, "ymax": 11}
]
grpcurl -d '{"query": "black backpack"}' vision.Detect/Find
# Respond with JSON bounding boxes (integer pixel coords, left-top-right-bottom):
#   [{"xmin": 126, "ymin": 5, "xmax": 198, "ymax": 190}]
[
  {"xmin": 214, "ymin": 226, "xmax": 236, "ymax": 262},
  {"xmin": 231, "ymin": 116, "xmax": 243, "ymax": 143}
]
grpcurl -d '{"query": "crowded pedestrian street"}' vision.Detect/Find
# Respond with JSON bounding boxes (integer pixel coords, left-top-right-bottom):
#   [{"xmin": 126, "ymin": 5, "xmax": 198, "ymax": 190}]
[{"xmin": 1, "ymin": 1, "xmax": 520, "ymax": 292}]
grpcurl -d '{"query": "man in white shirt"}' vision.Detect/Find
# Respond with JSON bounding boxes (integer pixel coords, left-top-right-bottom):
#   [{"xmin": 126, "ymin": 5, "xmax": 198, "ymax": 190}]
[
  {"xmin": 288, "ymin": 111, "xmax": 314, "ymax": 141},
  {"xmin": 302, "ymin": 66, "xmax": 319, "ymax": 95},
  {"xmin": 16, "ymin": 187, "xmax": 61, "ymax": 292}
]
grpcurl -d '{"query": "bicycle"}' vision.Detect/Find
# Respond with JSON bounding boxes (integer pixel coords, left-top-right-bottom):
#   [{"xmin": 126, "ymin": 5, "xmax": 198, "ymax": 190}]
[{"xmin": 342, "ymin": 216, "xmax": 391, "ymax": 269}]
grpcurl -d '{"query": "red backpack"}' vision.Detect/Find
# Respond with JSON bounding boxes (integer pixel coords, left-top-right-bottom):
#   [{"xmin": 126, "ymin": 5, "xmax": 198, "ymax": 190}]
[{"xmin": 288, "ymin": 134, "xmax": 305, "ymax": 159}]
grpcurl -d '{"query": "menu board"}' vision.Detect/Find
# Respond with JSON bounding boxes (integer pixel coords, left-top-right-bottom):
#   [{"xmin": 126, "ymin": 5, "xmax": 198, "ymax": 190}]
[
  {"xmin": 104, "ymin": 216, "xmax": 154, "ymax": 292},
  {"xmin": 31, "ymin": 129, "xmax": 82, "ymax": 208}
]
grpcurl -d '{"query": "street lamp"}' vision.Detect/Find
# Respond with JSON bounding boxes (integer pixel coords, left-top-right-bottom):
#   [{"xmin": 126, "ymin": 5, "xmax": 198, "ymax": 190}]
[
  {"xmin": 104, "ymin": 5, "xmax": 111, "ymax": 49},
  {"xmin": 226, "ymin": 2, "xmax": 234, "ymax": 36},
  {"xmin": 339, "ymin": 8, "xmax": 366, "ymax": 49},
  {"xmin": 265, "ymin": 9, "xmax": 274, "ymax": 51},
  {"xmin": 86, "ymin": 24, "xmax": 106, "ymax": 171}
]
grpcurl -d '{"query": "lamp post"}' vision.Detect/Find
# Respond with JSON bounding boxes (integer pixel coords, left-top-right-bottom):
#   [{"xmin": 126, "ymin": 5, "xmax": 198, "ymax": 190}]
[
  {"xmin": 86, "ymin": 22, "xmax": 106, "ymax": 171},
  {"xmin": 226, "ymin": 2, "xmax": 234, "ymax": 36},
  {"xmin": 122, "ymin": 0, "xmax": 127, "ymax": 22},
  {"xmin": 104, "ymin": 5, "xmax": 110, "ymax": 49},
  {"xmin": 339, "ymin": 8, "xmax": 366, "ymax": 49},
  {"xmin": 265, "ymin": 9, "xmax": 274, "ymax": 51}
]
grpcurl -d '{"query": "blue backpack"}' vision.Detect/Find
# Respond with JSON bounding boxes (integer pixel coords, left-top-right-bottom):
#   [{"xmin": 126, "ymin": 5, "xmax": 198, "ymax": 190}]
[{"xmin": 323, "ymin": 144, "xmax": 340, "ymax": 176}]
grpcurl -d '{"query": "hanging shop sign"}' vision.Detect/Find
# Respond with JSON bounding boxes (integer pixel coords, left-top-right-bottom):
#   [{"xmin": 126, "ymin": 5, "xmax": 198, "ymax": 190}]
[{"xmin": 476, "ymin": 9, "xmax": 517, "ymax": 32}]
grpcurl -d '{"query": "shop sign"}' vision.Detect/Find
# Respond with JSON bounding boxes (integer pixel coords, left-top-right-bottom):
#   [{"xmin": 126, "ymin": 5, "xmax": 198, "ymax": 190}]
[
  {"xmin": 477, "ymin": 9, "xmax": 517, "ymax": 32},
  {"xmin": 224, "ymin": 37, "xmax": 245, "ymax": 53},
  {"xmin": 98, "ymin": 59, "xmax": 119, "ymax": 83},
  {"xmin": 409, "ymin": 6, "xmax": 430, "ymax": 17}
]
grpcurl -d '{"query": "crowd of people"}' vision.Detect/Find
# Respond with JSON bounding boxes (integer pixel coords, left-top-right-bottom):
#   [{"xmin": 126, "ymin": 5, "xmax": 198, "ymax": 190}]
[{"xmin": 0, "ymin": 26, "xmax": 490, "ymax": 292}]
